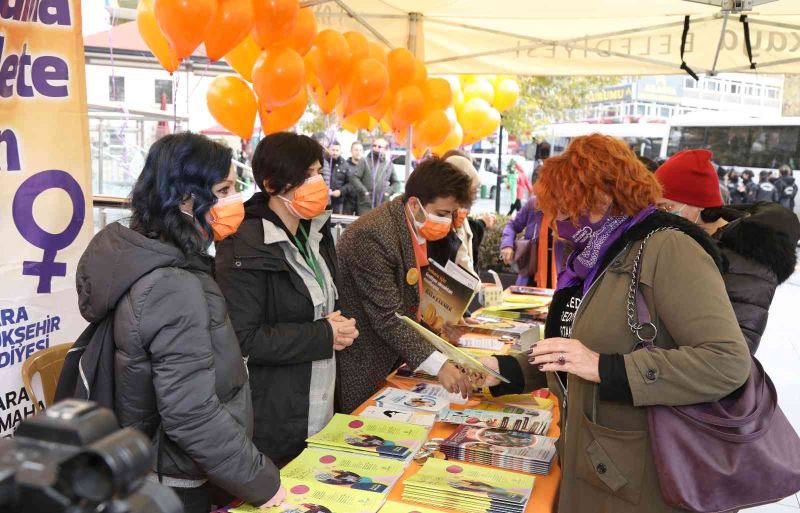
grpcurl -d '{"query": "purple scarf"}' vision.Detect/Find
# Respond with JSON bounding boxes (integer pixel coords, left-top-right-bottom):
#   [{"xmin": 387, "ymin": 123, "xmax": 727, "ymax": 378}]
[{"xmin": 557, "ymin": 206, "xmax": 656, "ymax": 294}]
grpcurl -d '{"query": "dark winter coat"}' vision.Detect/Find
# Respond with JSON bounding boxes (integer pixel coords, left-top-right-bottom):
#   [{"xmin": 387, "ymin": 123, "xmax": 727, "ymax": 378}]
[
  {"xmin": 341, "ymin": 158, "xmax": 360, "ymax": 215},
  {"xmin": 777, "ymin": 175, "xmax": 797, "ymax": 211},
  {"xmin": 349, "ymin": 152, "xmax": 401, "ymax": 215},
  {"xmin": 76, "ymin": 223, "xmax": 279, "ymax": 504},
  {"xmin": 326, "ymin": 156, "xmax": 353, "ymax": 214},
  {"xmin": 710, "ymin": 202, "xmax": 800, "ymax": 353},
  {"xmin": 727, "ymin": 178, "xmax": 748, "ymax": 204},
  {"xmin": 214, "ymin": 194, "xmax": 337, "ymax": 465},
  {"xmin": 754, "ymin": 180, "xmax": 779, "ymax": 203}
]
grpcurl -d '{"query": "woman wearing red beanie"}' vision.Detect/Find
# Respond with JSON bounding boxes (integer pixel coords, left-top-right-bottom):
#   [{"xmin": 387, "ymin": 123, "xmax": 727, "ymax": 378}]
[{"xmin": 655, "ymin": 149, "xmax": 800, "ymax": 354}]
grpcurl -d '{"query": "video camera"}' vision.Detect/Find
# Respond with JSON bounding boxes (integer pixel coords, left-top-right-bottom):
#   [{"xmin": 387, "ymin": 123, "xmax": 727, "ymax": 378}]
[{"xmin": 0, "ymin": 400, "xmax": 182, "ymax": 513}]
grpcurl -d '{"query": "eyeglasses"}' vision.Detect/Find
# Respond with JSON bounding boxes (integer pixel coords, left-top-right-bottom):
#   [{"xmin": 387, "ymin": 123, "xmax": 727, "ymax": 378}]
[{"xmin": 372, "ymin": 145, "xmax": 386, "ymax": 149}]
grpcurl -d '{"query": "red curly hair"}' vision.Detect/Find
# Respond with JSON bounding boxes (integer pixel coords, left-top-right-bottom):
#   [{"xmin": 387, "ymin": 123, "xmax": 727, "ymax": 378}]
[{"xmin": 533, "ymin": 133, "xmax": 662, "ymax": 222}]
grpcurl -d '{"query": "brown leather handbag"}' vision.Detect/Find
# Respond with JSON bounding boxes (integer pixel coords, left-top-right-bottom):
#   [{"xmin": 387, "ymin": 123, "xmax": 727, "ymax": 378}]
[
  {"xmin": 513, "ymin": 238, "xmax": 538, "ymax": 282},
  {"xmin": 627, "ymin": 228, "xmax": 800, "ymax": 513}
]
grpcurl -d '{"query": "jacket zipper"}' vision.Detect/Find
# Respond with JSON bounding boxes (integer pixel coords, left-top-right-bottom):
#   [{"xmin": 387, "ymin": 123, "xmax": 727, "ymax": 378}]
[{"xmin": 554, "ymin": 244, "xmax": 630, "ymax": 459}]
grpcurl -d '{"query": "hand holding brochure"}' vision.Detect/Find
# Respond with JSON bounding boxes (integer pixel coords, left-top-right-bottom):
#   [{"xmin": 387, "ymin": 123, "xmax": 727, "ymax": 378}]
[
  {"xmin": 396, "ymin": 313, "xmax": 509, "ymax": 384},
  {"xmin": 373, "ymin": 387, "xmax": 450, "ymax": 413}
]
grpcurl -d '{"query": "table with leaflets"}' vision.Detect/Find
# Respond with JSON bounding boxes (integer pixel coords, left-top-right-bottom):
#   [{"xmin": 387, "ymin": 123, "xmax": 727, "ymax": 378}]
[{"xmin": 369, "ymin": 373, "xmax": 562, "ymax": 513}]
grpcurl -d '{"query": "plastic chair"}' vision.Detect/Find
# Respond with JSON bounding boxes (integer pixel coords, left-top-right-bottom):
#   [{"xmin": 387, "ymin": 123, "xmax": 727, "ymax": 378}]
[{"xmin": 21, "ymin": 344, "xmax": 72, "ymax": 414}]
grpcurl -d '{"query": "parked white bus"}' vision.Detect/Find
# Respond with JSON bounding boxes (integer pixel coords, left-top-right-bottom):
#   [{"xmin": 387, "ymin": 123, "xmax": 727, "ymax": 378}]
[
  {"xmin": 661, "ymin": 113, "xmax": 800, "ymax": 173},
  {"xmin": 543, "ymin": 122, "xmax": 669, "ymax": 162}
]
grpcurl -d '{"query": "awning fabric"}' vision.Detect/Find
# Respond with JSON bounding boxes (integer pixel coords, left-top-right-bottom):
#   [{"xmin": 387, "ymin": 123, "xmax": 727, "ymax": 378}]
[{"xmin": 309, "ymin": 0, "xmax": 800, "ymax": 75}]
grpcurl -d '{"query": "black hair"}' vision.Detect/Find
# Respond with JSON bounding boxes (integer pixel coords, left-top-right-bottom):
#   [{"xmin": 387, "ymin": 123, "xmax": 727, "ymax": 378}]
[
  {"xmin": 780, "ymin": 165, "xmax": 791, "ymax": 176},
  {"xmin": 251, "ymin": 132, "xmax": 324, "ymax": 195},
  {"xmin": 330, "ymin": 140, "xmax": 341, "ymax": 147},
  {"xmin": 403, "ymin": 157, "xmax": 473, "ymax": 207},
  {"xmin": 130, "ymin": 132, "xmax": 231, "ymax": 255},
  {"xmin": 742, "ymin": 169, "xmax": 754, "ymax": 180},
  {"xmin": 717, "ymin": 166, "xmax": 728, "ymax": 180},
  {"xmin": 637, "ymin": 155, "xmax": 658, "ymax": 172},
  {"xmin": 759, "ymin": 170, "xmax": 770, "ymax": 181}
]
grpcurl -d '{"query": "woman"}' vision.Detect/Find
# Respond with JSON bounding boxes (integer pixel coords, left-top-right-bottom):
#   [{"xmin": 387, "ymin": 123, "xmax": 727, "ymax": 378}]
[
  {"xmin": 336, "ymin": 158, "xmax": 475, "ymax": 413},
  {"xmin": 499, "ymin": 199, "xmax": 545, "ymax": 286},
  {"xmin": 741, "ymin": 169, "xmax": 759, "ymax": 203},
  {"xmin": 482, "ymin": 134, "xmax": 751, "ymax": 513},
  {"xmin": 76, "ymin": 133, "xmax": 283, "ymax": 512},
  {"xmin": 215, "ymin": 133, "xmax": 358, "ymax": 466},
  {"xmin": 507, "ymin": 161, "xmax": 533, "ymax": 216},
  {"xmin": 727, "ymin": 170, "xmax": 747, "ymax": 204},
  {"xmin": 655, "ymin": 149, "xmax": 800, "ymax": 354},
  {"xmin": 441, "ymin": 150, "xmax": 496, "ymax": 274}
]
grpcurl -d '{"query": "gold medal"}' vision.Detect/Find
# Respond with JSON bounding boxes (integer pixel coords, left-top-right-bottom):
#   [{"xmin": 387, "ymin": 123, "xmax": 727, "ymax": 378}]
[{"xmin": 406, "ymin": 268, "xmax": 419, "ymax": 286}]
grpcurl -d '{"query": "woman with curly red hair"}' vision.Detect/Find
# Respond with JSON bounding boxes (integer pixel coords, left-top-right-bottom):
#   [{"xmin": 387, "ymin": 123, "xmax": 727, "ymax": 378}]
[{"xmin": 481, "ymin": 134, "xmax": 750, "ymax": 513}]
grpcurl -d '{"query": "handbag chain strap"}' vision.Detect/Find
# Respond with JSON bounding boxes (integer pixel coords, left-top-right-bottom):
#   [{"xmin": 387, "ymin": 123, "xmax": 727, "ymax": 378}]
[{"xmin": 626, "ymin": 227, "xmax": 675, "ymax": 344}]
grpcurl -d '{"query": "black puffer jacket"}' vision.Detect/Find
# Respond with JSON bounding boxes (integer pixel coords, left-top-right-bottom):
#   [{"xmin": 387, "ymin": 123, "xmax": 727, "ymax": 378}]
[
  {"xmin": 76, "ymin": 223, "xmax": 279, "ymax": 504},
  {"xmin": 710, "ymin": 202, "xmax": 800, "ymax": 353}
]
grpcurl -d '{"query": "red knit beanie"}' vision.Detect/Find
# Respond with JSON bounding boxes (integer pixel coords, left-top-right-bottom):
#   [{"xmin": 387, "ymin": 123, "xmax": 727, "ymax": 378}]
[{"xmin": 655, "ymin": 149, "xmax": 723, "ymax": 208}]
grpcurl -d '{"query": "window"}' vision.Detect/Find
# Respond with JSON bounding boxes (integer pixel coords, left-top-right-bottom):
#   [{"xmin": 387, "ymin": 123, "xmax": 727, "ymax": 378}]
[
  {"xmin": 704, "ymin": 80, "xmax": 721, "ymax": 92},
  {"xmin": 749, "ymin": 126, "xmax": 799, "ymax": 169},
  {"xmin": 728, "ymin": 82, "xmax": 741, "ymax": 94},
  {"xmin": 154, "ymin": 79, "xmax": 173, "ymax": 104},
  {"xmin": 109, "ymin": 76, "xmax": 124, "ymax": 102},
  {"xmin": 766, "ymin": 88, "xmax": 779, "ymax": 99},
  {"xmin": 745, "ymin": 86, "xmax": 760, "ymax": 97},
  {"xmin": 684, "ymin": 77, "xmax": 697, "ymax": 88},
  {"xmin": 636, "ymin": 104, "xmax": 646, "ymax": 116},
  {"xmin": 659, "ymin": 106, "xmax": 672, "ymax": 118},
  {"xmin": 667, "ymin": 126, "xmax": 706, "ymax": 155},
  {"xmin": 706, "ymin": 127, "xmax": 750, "ymax": 167}
]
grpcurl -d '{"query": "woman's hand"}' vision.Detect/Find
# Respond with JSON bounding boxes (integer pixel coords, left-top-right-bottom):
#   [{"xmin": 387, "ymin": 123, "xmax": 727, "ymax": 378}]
[
  {"xmin": 500, "ymin": 247, "xmax": 514, "ymax": 265},
  {"xmin": 528, "ymin": 337, "xmax": 600, "ymax": 383},
  {"xmin": 326, "ymin": 311, "xmax": 358, "ymax": 350},
  {"xmin": 259, "ymin": 485, "xmax": 287, "ymax": 508},
  {"xmin": 479, "ymin": 212, "xmax": 497, "ymax": 229},
  {"xmin": 438, "ymin": 361, "xmax": 473, "ymax": 399}
]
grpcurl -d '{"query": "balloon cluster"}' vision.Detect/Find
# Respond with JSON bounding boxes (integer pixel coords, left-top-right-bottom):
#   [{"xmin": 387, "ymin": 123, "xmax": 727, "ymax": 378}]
[{"xmin": 137, "ymin": 0, "xmax": 520, "ymax": 149}]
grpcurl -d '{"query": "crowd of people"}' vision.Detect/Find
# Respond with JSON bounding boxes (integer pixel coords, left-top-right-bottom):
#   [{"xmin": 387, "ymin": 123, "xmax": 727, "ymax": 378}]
[{"xmin": 72, "ymin": 130, "xmax": 800, "ymax": 513}]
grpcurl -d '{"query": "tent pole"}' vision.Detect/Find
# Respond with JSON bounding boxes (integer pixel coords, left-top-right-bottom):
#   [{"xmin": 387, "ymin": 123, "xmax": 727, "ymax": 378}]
[
  {"xmin": 496, "ymin": 124, "xmax": 503, "ymax": 213},
  {"xmin": 333, "ymin": 0, "xmax": 393, "ymax": 47},
  {"xmin": 710, "ymin": 12, "xmax": 730, "ymax": 76},
  {"xmin": 405, "ymin": 12, "xmax": 423, "ymax": 181}
]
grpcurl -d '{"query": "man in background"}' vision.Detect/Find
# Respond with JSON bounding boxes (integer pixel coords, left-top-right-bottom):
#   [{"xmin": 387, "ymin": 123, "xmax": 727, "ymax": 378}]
[
  {"xmin": 341, "ymin": 142, "xmax": 364, "ymax": 215},
  {"xmin": 326, "ymin": 141, "xmax": 351, "ymax": 214},
  {"xmin": 777, "ymin": 165, "xmax": 797, "ymax": 212},
  {"xmin": 349, "ymin": 138, "xmax": 400, "ymax": 215}
]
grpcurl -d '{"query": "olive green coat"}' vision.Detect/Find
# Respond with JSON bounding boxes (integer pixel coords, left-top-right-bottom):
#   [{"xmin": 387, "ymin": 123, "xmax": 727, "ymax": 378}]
[{"xmin": 516, "ymin": 228, "xmax": 751, "ymax": 513}]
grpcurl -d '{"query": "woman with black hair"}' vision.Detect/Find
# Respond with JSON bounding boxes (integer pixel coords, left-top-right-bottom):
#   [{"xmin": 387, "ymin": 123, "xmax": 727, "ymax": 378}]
[
  {"xmin": 76, "ymin": 132, "xmax": 284, "ymax": 512},
  {"xmin": 215, "ymin": 132, "xmax": 358, "ymax": 466}
]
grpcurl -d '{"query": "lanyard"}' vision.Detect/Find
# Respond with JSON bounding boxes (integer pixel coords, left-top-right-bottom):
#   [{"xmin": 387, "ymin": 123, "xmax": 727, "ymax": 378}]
[
  {"xmin": 293, "ymin": 223, "xmax": 325, "ymax": 293},
  {"xmin": 404, "ymin": 215, "xmax": 428, "ymax": 322}
]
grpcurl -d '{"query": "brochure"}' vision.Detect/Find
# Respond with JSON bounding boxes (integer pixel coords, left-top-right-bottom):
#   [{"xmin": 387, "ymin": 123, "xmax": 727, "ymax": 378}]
[
  {"xmin": 282, "ymin": 448, "xmax": 405, "ymax": 495},
  {"xmin": 395, "ymin": 314, "xmax": 509, "ymax": 384},
  {"xmin": 307, "ymin": 414, "xmax": 429, "ymax": 461},
  {"xmin": 402, "ymin": 458, "xmax": 534, "ymax": 513},
  {"xmin": 230, "ymin": 477, "xmax": 385, "ymax": 513},
  {"xmin": 440, "ymin": 425, "xmax": 557, "ymax": 475},
  {"xmin": 408, "ymin": 382, "xmax": 470, "ymax": 405},
  {"xmin": 373, "ymin": 387, "xmax": 450, "ymax": 413},
  {"xmin": 358, "ymin": 405, "xmax": 437, "ymax": 428},
  {"xmin": 379, "ymin": 501, "xmax": 448, "ymax": 513},
  {"xmin": 419, "ymin": 259, "xmax": 479, "ymax": 335},
  {"xmin": 438, "ymin": 408, "xmax": 551, "ymax": 435}
]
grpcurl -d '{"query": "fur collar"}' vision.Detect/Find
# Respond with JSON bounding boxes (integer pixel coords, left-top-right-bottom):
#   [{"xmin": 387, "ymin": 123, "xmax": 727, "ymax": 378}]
[
  {"xmin": 715, "ymin": 203, "xmax": 799, "ymax": 284},
  {"xmin": 602, "ymin": 211, "xmax": 723, "ymax": 271}
]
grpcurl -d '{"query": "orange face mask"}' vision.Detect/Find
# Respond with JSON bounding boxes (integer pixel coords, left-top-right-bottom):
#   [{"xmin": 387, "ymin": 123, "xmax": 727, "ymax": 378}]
[
  {"xmin": 279, "ymin": 174, "xmax": 329, "ymax": 220},
  {"xmin": 452, "ymin": 208, "xmax": 468, "ymax": 229},
  {"xmin": 209, "ymin": 193, "xmax": 245, "ymax": 241},
  {"xmin": 409, "ymin": 200, "xmax": 452, "ymax": 241}
]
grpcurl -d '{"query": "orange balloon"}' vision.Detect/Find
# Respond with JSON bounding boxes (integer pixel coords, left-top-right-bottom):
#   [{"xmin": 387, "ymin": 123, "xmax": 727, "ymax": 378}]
[
  {"xmin": 252, "ymin": 45, "xmax": 305, "ymax": 109},
  {"xmin": 412, "ymin": 59, "xmax": 427, "ymax": 87},
  {"xmin": 204, "ymin": 0, "xmax": 254, "ymax": 61},
  {"xmin": 311, "ymin": 84, "xmax": 341, "ymax": 114},
  {"xmin": 342, "ymin": 111, "xmax": 372, "ymax": 133},
  {"xmin": 344, "ymin": 31, "xmax": 369, "ymax": 62},
  {"xmin": 414, "ymin": 109, "xmax": 450, "ymax": 148},
  {"xmin": 342, "ymin": 58, "xmax": 388, "ymax": 117},
  {"xmin": 462, "ymin": 130, "xmax": 480, "ymax": 146},
  {"xmin": 391, "ymin": 85, "xmax": 424, "ymax": 132},
  {"xmin": 423, "ymin": 77, "xmax": 452, "ymax": 113},
  {"xmin": 251, "ymin": 0, "xmax": 299, "ymax": 48},
  {"xmin": 313, "ymin": 30, "xmax": 351, "ymax": 93},
  {"xmin": 394, "ymin": 126, "xmax": 410, "ymax": 146},
  {"xmin": 387, "ymin": 48, "xmax": 415, "ymax": 92},
  {"xmin": 207, "ymin": 75, "xmax": 257, "ymax": 139},
  {"xmin": 379, "ymin": 118, "xmax": 391, "ymax": 134},
  {"xmin": 137, "ymin": 0, "xmax": 180, "ymax": 72},
  {"xmin": 259, "ymin": 86, "xmax": 308, "ymax": 134},
  {"xmin": 367, "ymin": 91, "xmax": 392, "ymax": 121},
  {"xmin": 154, "ymin": 0, "xmax": 217, "ymax": 60},
  {"xmin": 279, "ymin": 7, "xmax": 317, "ymax": 56},
  {"xmin": 432, "ymin": 122, "xmax": 463, "ymax": 156},
  {"xmin": 368, "ymin": 42, "xmax": 388, "ymax": 66},
  {"xmin": 224, "ymin": 35, "xmax": 261, "ymax": 82}
]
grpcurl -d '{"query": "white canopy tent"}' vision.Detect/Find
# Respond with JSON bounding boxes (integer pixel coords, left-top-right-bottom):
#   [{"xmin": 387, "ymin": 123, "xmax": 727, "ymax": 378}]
[{"xmin": 305, "ymin": 0, "xmax": 800, "ymax": 76}]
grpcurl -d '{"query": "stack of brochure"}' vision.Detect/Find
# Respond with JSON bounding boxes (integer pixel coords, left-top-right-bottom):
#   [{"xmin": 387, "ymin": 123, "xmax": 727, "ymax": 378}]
[
  {"xmin": 438, "ymin": 407, "xmax": 551, "ymax": 435},
  {"xmin": 307, "ymin": 414, "xmax": 429, "ymax": 461},
  {"xmin": 401, "ymin": 458, "xmax": 535, "ymax": 513},
  {"xmin": 229, "ymin": 477, "xmax": 385, "ymax": 513},
  {"xmin": 373, "ymin": 387, "xmax": 450, "ymax": 414},
  {"xmin": 358, "ymin": 405, "xmax": 437, "ymax": 429},
  {"xmin": 440, "ymin": 425, "xmax": 557, "ymax": 475}
]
